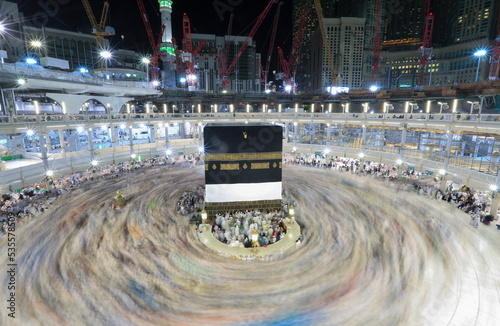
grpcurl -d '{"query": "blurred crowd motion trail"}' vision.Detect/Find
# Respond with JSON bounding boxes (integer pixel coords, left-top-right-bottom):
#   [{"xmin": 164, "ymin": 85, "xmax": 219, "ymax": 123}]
[{"xmin": 1, "ymin": 165, "xmax": 499, "ymax": 326}]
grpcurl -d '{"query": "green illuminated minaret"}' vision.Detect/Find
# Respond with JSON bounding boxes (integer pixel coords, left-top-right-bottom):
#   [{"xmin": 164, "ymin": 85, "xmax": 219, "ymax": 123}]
[
  {"xmin": 158, "ymin": 0, "xmax": 174, "ymax": 56},
  {"xmin": 158, "ymin": 0, "xmax": 176, "ymax": 87}
]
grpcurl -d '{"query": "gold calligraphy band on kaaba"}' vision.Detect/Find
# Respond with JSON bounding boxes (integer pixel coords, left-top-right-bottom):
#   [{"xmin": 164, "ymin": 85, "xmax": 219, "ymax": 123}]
[
  {"xmin": 220, "ymin": 163, "xmax": 239, "ymax": 171},
  {"xmin": 205, "ymin": 152, "xmax": 282, "ymax": 161},
  {"xmin": 205, "ymin": 164, "xmax": 208, "ymax": 171},
  {"xmin": 251, "ymin": 162, "xmax": 270, "ymax": 169}
]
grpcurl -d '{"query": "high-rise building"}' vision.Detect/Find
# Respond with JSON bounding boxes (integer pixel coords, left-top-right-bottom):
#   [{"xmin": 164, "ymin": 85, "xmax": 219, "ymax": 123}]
[
  {"xmin": 0, "ymin": 1, "xmax": 26, "ymax": 62},
  {"xmin": 432, "ymin": 0, "xmax": 458, "ymax": 45},
  {"xmin": 293, "ymin": 0, "xmax": 335, "ymax": 91},
  {"xmin": 310, "ymin": 17, "xmax": 366, "ymax": 91},
  {"xmin": 189, "ymin": 34, "xmax": 262, "ymax": 93},
  {"xmin": 383, "ymin": 0, "xmax": 425, "ymax": 49},
  {"xmin": 453, "ymin": 0, "xmax": 498, "ymax": 43},
  {"xmin": 350, "ymin": 0, "xmax": 386, "ymax": 88},
  {"xmin": 23, "ymin": 26, "xmax": 99, "ymax": 70}
]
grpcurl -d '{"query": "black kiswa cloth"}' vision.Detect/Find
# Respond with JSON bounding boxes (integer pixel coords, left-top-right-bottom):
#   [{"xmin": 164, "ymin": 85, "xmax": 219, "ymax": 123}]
[{"xmin": 204, "ymin": 124, "xmax": 282, "ymax": 154}]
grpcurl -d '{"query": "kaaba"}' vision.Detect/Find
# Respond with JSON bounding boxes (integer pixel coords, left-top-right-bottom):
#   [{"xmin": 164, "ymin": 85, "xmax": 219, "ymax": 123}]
[{"xmin": 204, "ymin": 123, "xmax": 283, "ymax": 216}]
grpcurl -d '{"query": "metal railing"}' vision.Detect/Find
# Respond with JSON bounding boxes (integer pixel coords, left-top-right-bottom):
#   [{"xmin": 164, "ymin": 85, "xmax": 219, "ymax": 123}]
[{"xmin": 1, "ymin": 112, "xmax": 499, "ymax": 125}]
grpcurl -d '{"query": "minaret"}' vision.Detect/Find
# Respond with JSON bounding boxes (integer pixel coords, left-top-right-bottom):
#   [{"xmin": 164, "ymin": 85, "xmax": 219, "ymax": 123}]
[
  {"xmin": 158, "ymin": 0, "xmax": 176, "ymax": 88},
  {"xmin": 159, "ymin": 0, "xmax": 173, "ymax": 53}
]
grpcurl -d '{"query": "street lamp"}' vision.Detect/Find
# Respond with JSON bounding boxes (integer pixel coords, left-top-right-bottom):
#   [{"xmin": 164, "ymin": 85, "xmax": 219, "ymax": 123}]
[
  {"xmin": 369, "ymin": 85, "xmax": 378, "ymax": 92},
  {"xmin": 142, "ymin": 57, "xmax": 150, "ymax": 87},
  {"xmin": 409, "ymin": 103, "xmax": 418, "ymax": 114},
  {"xmin": 474, "ymin": 50, "xmax": 487, "ymax": 82},
  {"xmin": 100, "ymin": 50, "xmax": 112, "ymax": 79},
  {"xmin": 30, "ymin": 40, "xmax": 42, "ymax": 49},
  {"xmin": 30, "ymin": 39, "xmax": 43, "ymax": 57},
  {"xmin": 467, "ymin": 101, "xmax": 479, "ymax": 114},
  {"xmin": 438, "ymin": 102, "xmax": 444, "ymax": 114},
  {"xmin": 0, "ymin": 23, "xmax": 5, "ymax": 32},
  {"xmin": 26, "ymin": 58, "xmax": 37, "ymax": 74}
]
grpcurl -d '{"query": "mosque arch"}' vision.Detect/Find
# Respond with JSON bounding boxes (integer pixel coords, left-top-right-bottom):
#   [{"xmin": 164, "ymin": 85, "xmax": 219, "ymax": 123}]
[{"xmin": 79, "ymin": 99, "xmax": 108, "ymax": 115}]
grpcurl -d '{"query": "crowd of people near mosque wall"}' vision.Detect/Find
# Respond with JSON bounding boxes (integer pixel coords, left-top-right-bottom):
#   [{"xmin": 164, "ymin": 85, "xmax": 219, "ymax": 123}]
[
  {"xmin": 285, "ymin": 153, "xmax": 500, "ymax": 229},
  {"xmin": 0, "ymin": 154, "xmax": 202, "ymax": 237}
]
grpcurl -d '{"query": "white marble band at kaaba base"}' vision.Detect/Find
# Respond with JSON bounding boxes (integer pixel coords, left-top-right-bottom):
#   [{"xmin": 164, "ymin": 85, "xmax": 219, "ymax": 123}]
[{"xmin": 205, "ymin": 182, "xmax": 282, "ymax": 202}]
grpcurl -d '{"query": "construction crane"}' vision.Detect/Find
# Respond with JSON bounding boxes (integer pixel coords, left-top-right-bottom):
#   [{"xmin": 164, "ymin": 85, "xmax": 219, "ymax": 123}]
[
  {"xmin": 218, "ymin": 0, "xmax": 278, "ymax": 91},
  {"xmin": 171, "ymin": 37, "xmax": 185, "ymax": 78},
  {"xmin": 222, "ymin": 14, "xmax": 234, "ymax": 74},
  {"xmin": 371, "ymin": 0, "xmax": 382, "ymax": 86},
  {"xmin": 488, "ymin": 7, "xmax": 500, "ymax": 80},
  {"xmin": 81, "ymin": 0, "xmax": 114, "ymax": 70},
  {"xmin": 182, "ymin": 13, "xmax": 206, "ymax": 91},
  {"xmin": 136, "ymin": 0, "xmax": 166, "ymax": 85},
  {"xmin": 287, "ymin": 0, "xmax": 310, "ymax": 92},
  {"xmin": 277, "ymin": 47, "xmax": 291, "ymax": 89},
  {"xmin": 263, "ymin": 1, "xmax": 283, "ymax": 90},
  {"xmin": 257, "ymin": 57, "xmax": 266, "ymax": 87},
  {"xmin": 417, "ymin": 0, "xmax": 434, "ymax": 87},
  {"xmin": 275, "ymin": 0, "xmax": 310, "ymax": 92},
  {"xmin": 313, "ymin": 0, "xmax": 339, "ymax": 88}
]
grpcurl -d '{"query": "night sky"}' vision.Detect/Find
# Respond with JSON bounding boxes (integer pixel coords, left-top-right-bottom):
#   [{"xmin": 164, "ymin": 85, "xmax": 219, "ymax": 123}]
[{"xmin": 15, "ymin": 0, "xmax": 293, "ymax": 56}]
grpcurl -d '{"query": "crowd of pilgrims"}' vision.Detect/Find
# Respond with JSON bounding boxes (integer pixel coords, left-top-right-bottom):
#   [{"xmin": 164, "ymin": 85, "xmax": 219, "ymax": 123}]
[
  {"xmin": 177, "ymin": 186, "xmax": 205, "ymax": 216},
  {"xmin": 212, "ymin": 206, "xmax": 294, "ymax": 248},
  {"xmin": 175, "ymin": 188, "xmax": 294, "ymax": 247},
  {"xmin": 285, "ymin": 154, "xmax": 425, "ymax": 180},
  {"xmin": 285, "ymin": 153, "xmax": 499, "ymax": 229},
  {"xmin": 439, "ymin": 184, "xmax": 496, "ymax": 227},
  {"xmin": 0, "ymin": 154, "xmax": 201, "ymax": 237},
  {"xmin": 2, "ymin": 152, "xmax": 498, "ymax": 237}
]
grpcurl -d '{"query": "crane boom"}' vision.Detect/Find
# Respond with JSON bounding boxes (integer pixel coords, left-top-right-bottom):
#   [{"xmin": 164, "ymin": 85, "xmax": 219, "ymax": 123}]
[
  {"xmin": 221, "ymin": 0, "xmax": 277, "ymax": 90},
  {"xmin": 82, "ymin": 0, "xmax": 98, "ymax": 29},
  {"xmin": 171, "ymin": 37, "xmax": 185, "ymax": 76},
  {"xmin": 264, "ymin": 2, "xmax": 283, "ymax": 88},
  {"xmin": 371, "ymin": 0, "xmax": 382, "ymax": 85},
  {"xmin": 136, "ymin": 0, "xmax": 166, "ymax": 84},
  {"xmin": 417, "ymin": 0, "xmax": 434, "ymax": 87},
  {"xmin": 81, "ymin": 0, "xmax": 112, "ymax": 70},
  {"xmin": 277, "ymin": 47, "xmax": 290, "ymax": 80},
  {"xmin": 98, "ymin": 2, "xmax": 109, "ymax": 31},
  {"xmin": 136, "ymin": 0, "xmax": 157, "ymax": 53},
  {"xmin": 314, "ymin": 0, "xmax": 339, "ymax": 87},
  {"xmin": 223, "ymin": 14, "xmax": 234, "ymax": 71},
  {"xmin": 289, "ymin": 0, "xmax": 310, "ymax": 76},
  {"xmin": 183, "ymin": 14, "xmax": 193, "ymax": 54},
  {"xmin": 257, "ymin": 56, "xmax": 266, "ymax": 86},
  {"xmin": 182, "ymin": 13, "xmax": 205, "ymax": 91}
]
